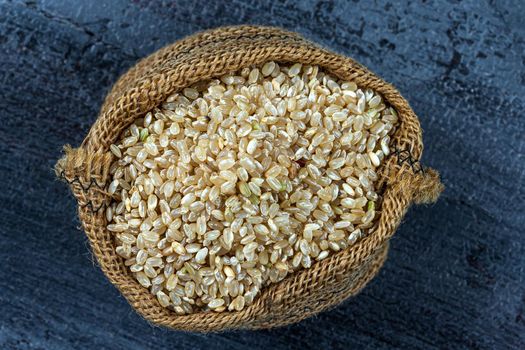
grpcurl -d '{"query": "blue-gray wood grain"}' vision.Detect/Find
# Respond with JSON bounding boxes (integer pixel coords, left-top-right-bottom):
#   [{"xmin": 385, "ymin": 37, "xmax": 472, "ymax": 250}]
[{"xmin": 0, "ymin": 0, "xmax": 523, "ymax": 349}]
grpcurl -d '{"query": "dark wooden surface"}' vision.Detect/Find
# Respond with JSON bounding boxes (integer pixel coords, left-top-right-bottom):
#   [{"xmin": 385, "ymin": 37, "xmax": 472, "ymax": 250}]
[{"xmin": 1, "ymin": 0, "xmax": 524, "ymax": 349}]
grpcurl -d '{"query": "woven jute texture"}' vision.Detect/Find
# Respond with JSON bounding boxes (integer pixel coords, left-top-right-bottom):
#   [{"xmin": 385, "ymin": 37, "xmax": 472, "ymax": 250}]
[{"xmin": 55, "ymin": 25, "xmax": 443, "ymax": 332}]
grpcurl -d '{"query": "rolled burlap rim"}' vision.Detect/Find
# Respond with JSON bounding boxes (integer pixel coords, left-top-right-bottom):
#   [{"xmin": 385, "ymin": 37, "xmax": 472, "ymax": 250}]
[{"xmin": 55, "ymin": 25, "xmax": 443, "ymax": 332}]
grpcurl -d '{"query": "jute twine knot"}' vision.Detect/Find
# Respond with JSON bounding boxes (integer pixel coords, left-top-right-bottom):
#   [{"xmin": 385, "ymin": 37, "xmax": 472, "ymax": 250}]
[
  {"xmin": 382, "ymin": 147, "xmax": 444, "ymax": 205},
  {"xmin": 390, "ymin": 167, "xmax": 444, "ymax": 205},
  {"xmin": 55, "ymin": 145, "xmax": 112, "ymax": 212},
  {"xmin": 408, "ymin": 168, "xmax": 444, "ymax": 204}
]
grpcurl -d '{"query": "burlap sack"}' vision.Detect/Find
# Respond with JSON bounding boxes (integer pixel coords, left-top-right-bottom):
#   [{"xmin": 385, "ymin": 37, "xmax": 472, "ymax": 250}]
[{"xmin": 55, "ymin": 25, "xmax": 443, "ymax": 331}]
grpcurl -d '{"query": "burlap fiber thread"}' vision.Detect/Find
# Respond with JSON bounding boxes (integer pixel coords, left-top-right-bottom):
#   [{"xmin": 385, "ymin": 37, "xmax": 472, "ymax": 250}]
[{"xmin": 55, "ymin": 26, "xmax": 443, "ymax": 332}]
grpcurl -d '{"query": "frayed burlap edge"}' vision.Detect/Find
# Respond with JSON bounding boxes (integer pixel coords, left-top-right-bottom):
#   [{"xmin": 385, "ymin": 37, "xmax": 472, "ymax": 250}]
[{"xmin": 55, "ymin": 25, "xmax": 443, "ymax": 332}]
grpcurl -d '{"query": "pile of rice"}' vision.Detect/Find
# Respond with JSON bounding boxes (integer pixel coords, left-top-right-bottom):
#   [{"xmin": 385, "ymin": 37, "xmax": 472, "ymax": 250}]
[{"xmin": 106, "ymin": 61, "xmax": 398, "ymax": 314}]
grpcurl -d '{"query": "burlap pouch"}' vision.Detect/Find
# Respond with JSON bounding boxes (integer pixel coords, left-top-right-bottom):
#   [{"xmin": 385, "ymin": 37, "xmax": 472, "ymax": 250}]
[{"xmin": 55, "ymin": 25, "xmax": 443, "ymax": 331}]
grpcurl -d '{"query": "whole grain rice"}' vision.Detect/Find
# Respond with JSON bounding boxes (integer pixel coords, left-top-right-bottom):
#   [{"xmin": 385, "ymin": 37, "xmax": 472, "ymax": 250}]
[{"xmin": 106, "ymin": 61, "xmax": 398, "ymax": 314}]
